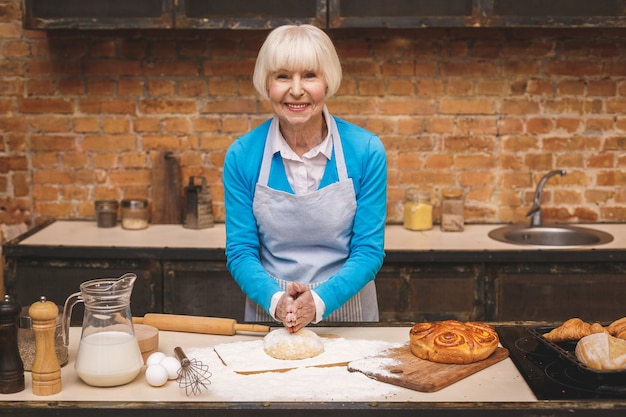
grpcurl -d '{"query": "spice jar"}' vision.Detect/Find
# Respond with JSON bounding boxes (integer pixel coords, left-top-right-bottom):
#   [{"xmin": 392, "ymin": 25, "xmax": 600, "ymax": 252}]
[
  {"xmin": 18, "ymin": 305, "xmax": 68, "ymax": 372},
  {"xmin": 403, "ymin": 189, "xmax": 432, "ymax": 231},
  {"xmin": 121, "ymin": 199, "xmax": 149, "ymax": 230},
  {"xmin": 441, "ymin": 188, "xmax": 465, "ymax": 232},
  {"xmin": 95, "ymin": 199, "xmax": 118, "ymax": 228}
]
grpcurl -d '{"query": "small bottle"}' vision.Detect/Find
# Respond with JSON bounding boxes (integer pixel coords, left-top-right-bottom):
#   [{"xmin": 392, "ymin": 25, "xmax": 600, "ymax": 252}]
[
  {"xmin": 121, "ymin": 199, "xmax": 149, "ymax": 230},
  {"xmin": 95, "ymin": 199, "xmax": 119, "ymax": 228},
  {"xmin": 441, "ymin": 188, "xmax": 464, "ymax": 232},
  {"xmin": 403, "ymin": 189, "xmax": 432, "ymax": 231}
]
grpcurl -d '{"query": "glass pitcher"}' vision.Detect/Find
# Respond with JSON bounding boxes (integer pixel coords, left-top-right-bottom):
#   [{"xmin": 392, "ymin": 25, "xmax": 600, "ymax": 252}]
[{"xmin": 63, "ymin": 273, "xmax": 143, "ymax": 387}]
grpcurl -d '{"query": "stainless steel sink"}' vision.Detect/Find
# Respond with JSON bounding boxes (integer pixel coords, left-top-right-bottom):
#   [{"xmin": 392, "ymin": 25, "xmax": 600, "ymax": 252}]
[{"xmin": 488, "ymin": 224, "xmax": 614, "ymax": 246}]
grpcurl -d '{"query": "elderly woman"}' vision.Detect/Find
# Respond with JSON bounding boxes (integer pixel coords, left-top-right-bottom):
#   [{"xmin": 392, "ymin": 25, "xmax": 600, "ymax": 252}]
[{"xmin": 223, "ymin": 24, "xmax": 387, "ymax": 332}]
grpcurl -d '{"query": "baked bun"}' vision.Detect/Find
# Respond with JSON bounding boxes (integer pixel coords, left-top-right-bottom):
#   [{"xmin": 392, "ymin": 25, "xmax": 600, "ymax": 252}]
[
  {"xmin": 409, "ymin": 320, "xmax": 499, "ymax": 364},
  {"xmin": 575, "ymin": 333, "xmax": 626, "ymax": 370}
]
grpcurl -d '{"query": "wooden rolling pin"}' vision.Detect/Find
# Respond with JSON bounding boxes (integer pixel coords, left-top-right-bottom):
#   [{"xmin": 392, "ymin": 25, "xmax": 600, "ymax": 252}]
[{"xmin": 133, "ymin": 314, "xmax": 270, "ymax": 336}]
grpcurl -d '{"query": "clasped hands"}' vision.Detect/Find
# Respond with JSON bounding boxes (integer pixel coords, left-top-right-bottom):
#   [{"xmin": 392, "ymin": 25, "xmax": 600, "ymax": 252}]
[{"xmin": 275, "ymin": 282, "xmax": 316, "ymax": 333}]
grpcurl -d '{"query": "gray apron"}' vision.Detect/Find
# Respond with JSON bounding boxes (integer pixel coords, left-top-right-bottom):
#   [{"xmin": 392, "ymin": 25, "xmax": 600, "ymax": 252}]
[{"xmin": 248, "ymin": 116, "xmax": 378, "ymax": 322}]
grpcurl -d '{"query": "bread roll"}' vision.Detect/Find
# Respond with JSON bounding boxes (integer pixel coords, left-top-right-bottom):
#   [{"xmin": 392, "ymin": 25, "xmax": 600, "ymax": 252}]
[
  {"xmin": 409, "ymin": 320, "xmax": 499, "ymax": 364},
  {"xmin": 575, "ymin": 333, "xmax": 626, "ymax": 370}
]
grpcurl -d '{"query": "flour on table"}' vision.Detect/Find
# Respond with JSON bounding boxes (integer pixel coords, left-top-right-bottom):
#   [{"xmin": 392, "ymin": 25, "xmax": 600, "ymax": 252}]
[
  {"xmin": 184, "ymin": 338, "xmax": 404, "ymax": 402},
  {"xmin": 213, "ymin": 335, "xmax": 399, "ymax": 374}
]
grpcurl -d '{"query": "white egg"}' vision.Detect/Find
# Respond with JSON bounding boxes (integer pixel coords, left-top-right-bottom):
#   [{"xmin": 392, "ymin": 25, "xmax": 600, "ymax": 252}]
[
  {"xmin": 160, "ymin": 356, "xmax": 181, "ymax": 380},
  {"xmin": 145, "ymin": 364, "xmax": 168, "ymax": 387},
  {"xmin": 146, "ymin": 351, "xmax": 166, "ymax": 367}
]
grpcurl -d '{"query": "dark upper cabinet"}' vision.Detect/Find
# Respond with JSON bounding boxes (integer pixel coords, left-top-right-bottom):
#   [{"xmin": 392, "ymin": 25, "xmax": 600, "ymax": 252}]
[
  {"xmin": 175, "ymin": 0, "xmax": 326, "ymax": 29},
  {"xmin": 23, "ymin": 0, "xmax": 174, "ymax": 29},
  {"xmin": 488, "ymin": 0, "xmax": 626, "ymax": 27},
  {"xmin": 329, "ymin": 0, "xmax": 626, "ymax": 28},
  {"xmin": 328, "ymin": 0, "xmax": 478, "ymax": 28},
  {"xmin": 21, "ymin": 0, "xmax": 626, "ymax": 30}
]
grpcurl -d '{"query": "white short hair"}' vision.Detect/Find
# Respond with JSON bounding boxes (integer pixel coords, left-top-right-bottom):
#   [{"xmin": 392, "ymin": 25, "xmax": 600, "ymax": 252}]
[{"xmin": 252, "ymin": 25, "xmax": 342, "ymax": 101}]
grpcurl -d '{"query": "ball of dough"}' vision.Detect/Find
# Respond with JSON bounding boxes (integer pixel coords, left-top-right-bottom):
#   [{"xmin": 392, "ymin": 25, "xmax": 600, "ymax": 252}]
[{"xmin": 263, "ymin": 328, "xmax": 325, "ymax": 360}]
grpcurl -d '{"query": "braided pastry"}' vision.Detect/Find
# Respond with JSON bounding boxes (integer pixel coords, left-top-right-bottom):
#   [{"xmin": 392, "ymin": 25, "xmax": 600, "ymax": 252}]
[{"xmin": 409, "ymin": 320, "xmax": 499, "ymax": 364}]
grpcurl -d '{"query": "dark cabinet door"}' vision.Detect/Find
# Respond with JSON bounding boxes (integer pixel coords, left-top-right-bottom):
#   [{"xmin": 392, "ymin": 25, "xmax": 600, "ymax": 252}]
[
  {"xmin": 23, "ymin": 0, "xmax": 174, "ymax": 29},
  {"xmin": 3, "ymin": 257, "xmax": 162, "ymax": 323},
  {"xmin": 488, "ymin": 262, "xmax": 626, "ymax": 322},
  {"xmin": 175, "ymin": 0, "xmax": 327, "ymax": 29},
  {"xmin": 329, "ymin": 0, "xmax": 477, "ymax": 28},
  {"xmin": 490, "ymin": 0, "xmax": 626, "ymax": 27},
  {"xmin": 376, "ymin": 263, "xmax": 486, "ymax": 322},
  {"xmin": 163, "ymin": 261, "xmax": 246, "ymax": 321}
]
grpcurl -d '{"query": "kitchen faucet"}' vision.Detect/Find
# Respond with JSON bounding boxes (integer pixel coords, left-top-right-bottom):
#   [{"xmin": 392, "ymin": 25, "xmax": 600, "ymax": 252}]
[{"xmin": 525, "ymin": 169, "xmax": 566, "ymax": 227}]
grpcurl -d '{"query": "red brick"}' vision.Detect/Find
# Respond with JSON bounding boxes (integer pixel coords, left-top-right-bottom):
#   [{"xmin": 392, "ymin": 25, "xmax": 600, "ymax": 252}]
[
  {"xmin": 440, "ymin": 99, "xmax": 495, "ymax": 115},
  {"xmin": 84, "ymin": 60, "xmax": 141, "ymax": 76},
  {"xmin": 82, "ymin": 135, "xmax": 137, "ymax": 152},
  {"xmin": 19, "ymin": 98, "xmax": 73, "ymax": 114},
  {"xmin": 80, "ymin": 98, "xmax": 136, "ymax": 114}
]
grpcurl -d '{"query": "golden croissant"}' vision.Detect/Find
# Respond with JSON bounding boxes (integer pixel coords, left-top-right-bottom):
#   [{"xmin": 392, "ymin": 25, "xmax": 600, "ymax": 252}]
[{"xmin": 543, "ymin": 318, "xmax": 606, "ymax": 342}]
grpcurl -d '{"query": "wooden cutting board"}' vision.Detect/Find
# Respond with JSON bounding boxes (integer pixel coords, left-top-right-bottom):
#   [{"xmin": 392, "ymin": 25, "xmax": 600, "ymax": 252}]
[
  {"xmin": 151, "ymin": 151, "xmax": 182, "ymax": 224},
  {"xmin": 348, "ymin": 343, "xmax": 509, "ymax": 392}
]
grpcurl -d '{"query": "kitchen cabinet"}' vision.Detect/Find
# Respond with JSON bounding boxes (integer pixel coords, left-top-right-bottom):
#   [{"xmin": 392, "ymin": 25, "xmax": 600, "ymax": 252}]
[
  {"xmin": 486, "ymin": 262, "xmax": 626, "ymax": 322},
  {"xmin": 3, "ymin": 249, "xmax": 163, "ymax": 322},
  {"xmin": 23, "ymin": 0, "xmax": 174, "ymax": 29},
  {"xmin": 330, "ymin": 0, "xmax": 626, "ymax": 28},
  {"xmin": 375, "ymin": 262, "xmax": 485, "ymax": 322},
  {"xmin": 175, "ymin": 0, "xmax": 326, "ymax": 29},
  {"xmin": 23, "ymin": 0, "xmax": 326, "ymax": 30},
  {"xmin": 23, "ymin": 0, "xmax": 626, "ymax": 30},
  {"xmin": 162, "ymin": 260, "xmax": 245, "ymax": 320}
]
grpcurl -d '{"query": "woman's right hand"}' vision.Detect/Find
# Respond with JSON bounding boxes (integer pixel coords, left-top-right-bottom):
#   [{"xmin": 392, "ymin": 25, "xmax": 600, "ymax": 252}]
[{"xmin": 275, "ymin": 282, "xmax": 316, "ymax": 332}]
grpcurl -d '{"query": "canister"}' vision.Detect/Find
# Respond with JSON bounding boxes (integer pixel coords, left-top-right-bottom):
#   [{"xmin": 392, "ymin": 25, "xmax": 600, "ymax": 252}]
[
  {"xmin": 94, "ymin": 199, "xmax": 118, "ymax": 228},
  {"xmin": 403, "ymin": 189, "xmax": 432, "ymax": 231},
  {"xmin": 121, "ymin": 199, "xmax": 149, "ymax": 230},
  {"xmin": 18, "ymin": 306, "xmax": 68, "ymax": 371},
  {"xmin": 441, "ymin": 188, "xmax": 465, "ymax": 232}
]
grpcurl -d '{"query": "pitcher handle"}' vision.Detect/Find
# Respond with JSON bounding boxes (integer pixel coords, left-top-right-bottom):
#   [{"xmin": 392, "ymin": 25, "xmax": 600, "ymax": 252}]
[{"xmin": 62, "ymin": 291, "xmax": 83, "ymax": 348}]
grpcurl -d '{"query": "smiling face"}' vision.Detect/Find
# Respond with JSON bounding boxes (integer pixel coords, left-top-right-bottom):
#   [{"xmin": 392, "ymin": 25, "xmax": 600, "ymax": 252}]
[{"xmin": 268, "ymin": 68, "xmax": 327, "ymax": 132}]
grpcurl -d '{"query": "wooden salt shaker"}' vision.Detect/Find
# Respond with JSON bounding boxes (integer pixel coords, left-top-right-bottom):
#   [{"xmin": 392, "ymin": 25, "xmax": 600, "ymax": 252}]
[
  {"xmin": 0, "ymin": 295, "xmax": 25, "ymax": 393},
  {"xmin": 29, "ymin": 297, "xmax": 61, "ymax": 395}
]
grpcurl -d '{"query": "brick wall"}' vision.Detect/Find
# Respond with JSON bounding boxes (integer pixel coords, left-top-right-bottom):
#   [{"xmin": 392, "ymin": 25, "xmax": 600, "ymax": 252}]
[{"xmin": 1, "ymin": 0, "xmax": 626, "ymax": 226}]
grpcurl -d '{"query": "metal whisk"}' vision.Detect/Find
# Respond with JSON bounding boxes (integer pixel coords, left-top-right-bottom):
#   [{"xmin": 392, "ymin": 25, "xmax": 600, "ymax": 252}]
[{"xmin": 174, "ymin": 346, "xmax": 212, "ymax": 396}]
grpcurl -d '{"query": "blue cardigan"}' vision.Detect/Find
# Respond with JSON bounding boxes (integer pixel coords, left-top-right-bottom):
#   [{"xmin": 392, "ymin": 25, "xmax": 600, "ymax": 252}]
[{"xmin": 223, "ymin": 116, "xmax": 387, "ymax": 319}]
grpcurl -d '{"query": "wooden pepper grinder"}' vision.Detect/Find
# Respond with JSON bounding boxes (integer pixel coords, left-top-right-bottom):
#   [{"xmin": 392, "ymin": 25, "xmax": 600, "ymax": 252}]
[
  {"xmin": 29, "ymin": 297, "xmax": 61, "ymax": 395},
  {"xmin": 0, "ymin": 294, "xmax": 25, "ymax": 393}
]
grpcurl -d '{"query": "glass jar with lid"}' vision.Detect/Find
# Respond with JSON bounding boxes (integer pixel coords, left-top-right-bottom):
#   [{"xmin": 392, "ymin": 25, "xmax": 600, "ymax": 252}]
[
  {"xmin": 403, "ymin": 189, "xmax": 432, "ymax": 231},
  {"xmin": 440, "ymin": 188, "xmax": 464, "ymax": 232},
  {"xmin": 121, "ymin": 199, "xmax": 149, "ymax": 230},
  {"xmin": 94, "ymin": 199, "xmax": 118, "ymax": 228}
]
